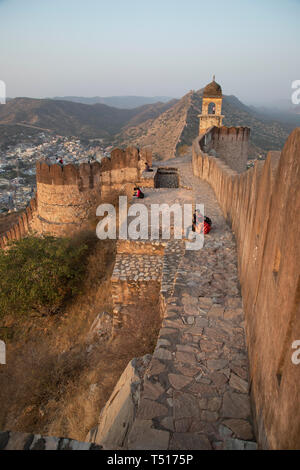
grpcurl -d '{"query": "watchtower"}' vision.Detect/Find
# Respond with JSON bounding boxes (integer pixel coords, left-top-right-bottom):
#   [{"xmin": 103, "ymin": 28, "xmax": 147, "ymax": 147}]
[{"xmin": 199, "ymin": 76, "xmax": 224, "ymax": 134}]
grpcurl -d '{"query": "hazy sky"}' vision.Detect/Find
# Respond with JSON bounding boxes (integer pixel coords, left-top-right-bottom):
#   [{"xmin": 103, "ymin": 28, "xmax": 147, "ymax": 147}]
[{"xmin": 0, "ymin": 0, "xmax": 299, "ymax": 104}]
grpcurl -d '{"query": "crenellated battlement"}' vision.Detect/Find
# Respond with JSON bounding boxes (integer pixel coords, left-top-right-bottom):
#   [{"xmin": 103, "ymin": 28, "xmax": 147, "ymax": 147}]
[
  {"xmin": 35, "ymin": 145, "xmax": 151, "ymax": 188},
  {"xmin": 212, "ymin": 126, "xmax": 250, "ymax": 142},
  {"xmin": 0, "ymin": 146, "xmax": 152, "ymax": 245},
  {"xmin": 0, "ymin": 195, "xmax": 37, "ymax": 249},
  {"xmin": 36, "ymin": 160, "xmax": 101, "ymax": 187}
]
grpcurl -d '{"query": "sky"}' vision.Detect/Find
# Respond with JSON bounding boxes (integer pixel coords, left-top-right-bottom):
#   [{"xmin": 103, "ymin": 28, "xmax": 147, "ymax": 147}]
[{"xmin": 0, "ymin": 0, "xmax": 299, "ymax": 105}]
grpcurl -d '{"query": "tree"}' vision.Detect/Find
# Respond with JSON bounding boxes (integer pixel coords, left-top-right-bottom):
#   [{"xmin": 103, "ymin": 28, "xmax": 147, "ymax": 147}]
[{"xmin": 0, "ymin": 236, "xmax": 89, "ymax": 318}]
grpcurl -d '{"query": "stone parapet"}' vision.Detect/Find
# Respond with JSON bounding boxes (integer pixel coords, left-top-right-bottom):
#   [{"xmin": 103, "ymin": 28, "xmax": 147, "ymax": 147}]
[{"xmin": 192, "ymin": 127, "xmax": 300, "ymax": 449}]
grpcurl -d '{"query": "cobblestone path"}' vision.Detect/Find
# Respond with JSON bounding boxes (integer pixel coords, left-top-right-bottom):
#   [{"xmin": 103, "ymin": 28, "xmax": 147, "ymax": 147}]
[{"xmin": 128, "ymin": 155, "xmax": 257, "ymax": 450}]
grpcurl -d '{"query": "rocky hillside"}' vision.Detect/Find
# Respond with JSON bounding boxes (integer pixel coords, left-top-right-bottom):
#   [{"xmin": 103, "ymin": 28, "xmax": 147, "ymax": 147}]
[
  {"xmin": 0, "ymin": 98, "xmax": 173, "ymax": 139},
  {"xmin": 1, "ymin": 92, "xmax": 298, "ymax": 160},
  {"xmin": 115, "ymin": 90, "xmax": 296, "ymax": 160},
  {"xmin": 52, "ymin": 95, "xmax": 173, "ymax": 108},
  {"xmin": 113, "ymin": 91, "xmax": 199, "ymax": 160}
]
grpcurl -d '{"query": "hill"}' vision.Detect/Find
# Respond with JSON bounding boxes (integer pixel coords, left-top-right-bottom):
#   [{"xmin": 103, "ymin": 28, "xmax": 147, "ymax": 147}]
[
  {"xmin": 1, "ymin": 93, "xmax": 299, "ymax": 160},
  {"xmin": 0, "ymin": 98, "xmax": 176, "ymax": 142},
  {"xmin": 52, "ymin": 95, "xmax": 173, "ymax": 108},
  {"xmin": 115, "ymin": 90, "xmax": 297, "ymax": 159}
]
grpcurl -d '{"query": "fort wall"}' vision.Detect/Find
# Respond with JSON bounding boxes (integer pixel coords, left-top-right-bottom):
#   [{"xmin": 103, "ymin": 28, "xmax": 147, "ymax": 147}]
[
  {"xmin": 0, "ymin": 196, "xmax": 38, "ymax": 249},
  {"xmin": 212, "ymin": 126, "xmax": 250, "ymax": 173},
  {"xmin": 192, "ymin": 128, "xmax": 300, "ymax": 449},
  {"xmin": 0, "ymin": 146, "xmax": 152, "ymax": 243}
]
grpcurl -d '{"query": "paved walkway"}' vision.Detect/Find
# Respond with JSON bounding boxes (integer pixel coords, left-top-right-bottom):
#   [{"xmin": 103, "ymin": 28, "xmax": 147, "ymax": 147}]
[{"xmin": 128, "ymin": 155, "xmax": 257, "ymax": 450}]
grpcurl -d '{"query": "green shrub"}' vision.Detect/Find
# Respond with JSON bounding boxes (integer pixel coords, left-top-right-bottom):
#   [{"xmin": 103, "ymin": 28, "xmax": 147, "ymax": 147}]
[{"xmin": 0, "ymin": 236, "xmax": 89, "ymax": 318}]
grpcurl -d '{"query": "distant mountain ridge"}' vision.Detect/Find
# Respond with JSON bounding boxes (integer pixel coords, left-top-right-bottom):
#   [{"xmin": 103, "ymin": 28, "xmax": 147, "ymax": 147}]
[
  {"xmin": 0, "ymin": 92, "xmax": 299, "ymax": 159},
  {"xmin": 0, "ymin": 97, "xmax": 175, "ymax": 139},
  {"xmin": 115, "ymin": 90, "xmax": 298, "ymax": 159},
  {"xmin": 51, "ymin": 95, "xmax": 174, "ymax": 109}
]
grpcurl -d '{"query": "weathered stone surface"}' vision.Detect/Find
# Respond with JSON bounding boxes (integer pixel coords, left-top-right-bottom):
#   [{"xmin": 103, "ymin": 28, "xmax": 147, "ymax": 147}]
[
  {"xmin": 188, "ymin": 382, "xmax": 217, "ymax": 397},
  {"xmin": 224, "ymin": 308, "xmax": 243, "ymax": 321},
  {"xmin": 183, "ymin": 304, "xmax": 199, "ymax": 316},
  {"xmin": 229, "ymin": 373, "xmax": 248, "ymax": 393},
  {"xmin": 87, "ymin": 356, "xmax": 151, "ymax": 448},
  {"xmin": 176, "ymin": 344, "xmax": 198, "ymax": 353},
  {"xmin": 169, "ymin": 432, "xmax": 212, "ymax": 450},
  {"xmin": 160, "ymin": 417, "xmax": 175, "ymax": 432},
  {"xmin": 128, "ymin": 419, "xmax": 170, "ymax": 450},
  {"xmin": 173, "ymin": 391, "xmax": 201, "ymax": 419},
  {"xmin": 222, "ymin": 392, "xmax": 251, "ymax": 419},
  {"xmin": 207, "ymin": 397, "xmax": 222, "ymax": 412},
  {"xmin": 154, "ymin": 348, "xmax": 172, "ymax": 361},
  {"xmin": 223, "ymin": 419, "xmax": 254, "ymax": 440},
  {"xmin": 138, "ymin": 399, "xmax": 168, "ymax": 420},
  {"xmin": 143, "ymin": 380, "xmax": 165, "ymax": 400},
  {"xmin": 168, "ymin": 374, "xmax": 193, "ymax": 390},
  {"xmin": 223, "ymin": 438, "xmax": 257, "ymax": 450},
  {"xmin": 174, "ymin": 417, "xmax": 193, "ymax": 432},
  {"xmin": 175, "ymin": 351, "xmax": 196, "ymax": 364},
  {"xmin": 146, "ymin": 359, "xmax": 166, "ymax": 376},
  {"xmin": 198, "ymin": 297, "xmax": 213, "ymax": 309},
  {"xmin": 208, "ymin": 305, "xmax": 225, "ymax": 318},
  {"xmin": 207, "ymin": 359, "xmax": 228, "ymax": 371},
  {"xmin": 5, "ymin": 432, "xmax": 33, "ymax": 450},
  {"xmin": 201, "ymin": 410, "xmax": 219, "ymax": 422},
  {"xmin": 195, "ymin": 317, "xmax": 209, "ymax": 328},
  {"xmin": 185, "ymin": 326, "xmax": 204, "ymax": 336},
  {"xmin": 174, "ymin": 363, "xmax": 199, "ymax": 377}
]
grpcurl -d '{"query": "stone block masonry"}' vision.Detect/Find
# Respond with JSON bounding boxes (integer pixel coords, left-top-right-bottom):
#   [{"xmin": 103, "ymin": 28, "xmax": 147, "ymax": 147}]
[
  {"xmin": 200, "ymin": 126, "xmax": 250, "ymax": 174},
  {"xmin": 212, "ymin": 127, "xmax": 250, "ymax": 173}
]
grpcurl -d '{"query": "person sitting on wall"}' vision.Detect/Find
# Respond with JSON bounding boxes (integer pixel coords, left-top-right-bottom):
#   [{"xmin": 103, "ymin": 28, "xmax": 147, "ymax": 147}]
[
  {"xmin": 145, "ymin": 162, "xmax": 153, "ymax": 172},
  {"xmin": 133, "ymin": 186, "xmax": 144, "ymax": 199},
  {"xmin": 192, "ymin": 210, "xmax": 212, "ymax": 234}
]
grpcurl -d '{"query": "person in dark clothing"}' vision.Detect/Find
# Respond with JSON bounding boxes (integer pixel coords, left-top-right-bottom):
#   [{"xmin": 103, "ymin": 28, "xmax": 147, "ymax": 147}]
[
  {"xmin": 145, "ymin": 162, "xmax": 153, "ymax": 172},
  {"xmin": 133, "ymin": 186, "xmax": 144, "ymax": 199},
  {"xmin": 192, "ymin": 210, "xmax": 212, "ymax": 234}
]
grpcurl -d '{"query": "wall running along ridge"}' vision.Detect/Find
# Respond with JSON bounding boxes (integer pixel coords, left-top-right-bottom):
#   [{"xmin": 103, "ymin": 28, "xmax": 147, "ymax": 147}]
[
  {"xmin": 0, "ymin": 146, "xmax": 152, "ymax": 243},
  {"xmin": 192, "ymin": 127, "xmax": 300, "ymax": 449}
]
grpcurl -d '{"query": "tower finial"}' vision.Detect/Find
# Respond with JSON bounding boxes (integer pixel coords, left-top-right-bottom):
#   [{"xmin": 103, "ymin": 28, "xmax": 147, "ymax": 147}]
[{"xmin": 213, "ymin": 74, "xmax": 215, "ymax": 81}]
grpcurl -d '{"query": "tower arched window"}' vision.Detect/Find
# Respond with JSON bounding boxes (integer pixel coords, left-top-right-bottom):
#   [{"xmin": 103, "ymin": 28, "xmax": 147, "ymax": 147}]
[{"xmin": 208, "ymin": 102, "xmax": 216, "ymax": 115}]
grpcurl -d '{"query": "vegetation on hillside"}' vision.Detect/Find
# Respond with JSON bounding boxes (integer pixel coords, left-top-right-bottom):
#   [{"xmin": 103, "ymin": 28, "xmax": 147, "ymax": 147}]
[
  {"xmin": 0, "ymin": 236, "xmax": 89, "ymax": 318},
  {"xmin": 0, "ymin": 230, "xmax": 161, "ymax": 440}
]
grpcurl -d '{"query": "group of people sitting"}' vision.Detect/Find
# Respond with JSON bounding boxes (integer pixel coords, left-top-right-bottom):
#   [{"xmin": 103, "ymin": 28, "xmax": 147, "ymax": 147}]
[
  {"xmin": 133, "ymin": 186, "xmax": 144, "ymax": 199},
  {"xmin": 192, "ymin": 209, "xmax": 212, "ymax": 234},
  {"xmin": 55, "ymin": 157, "xmax": 64, "ymax": 165}
]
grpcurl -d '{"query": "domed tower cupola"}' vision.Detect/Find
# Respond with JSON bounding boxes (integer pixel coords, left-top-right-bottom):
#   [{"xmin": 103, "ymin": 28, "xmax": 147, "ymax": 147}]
[{"xmin": 199, "ymin": 76, "xmax": 224, "ymax": 134}]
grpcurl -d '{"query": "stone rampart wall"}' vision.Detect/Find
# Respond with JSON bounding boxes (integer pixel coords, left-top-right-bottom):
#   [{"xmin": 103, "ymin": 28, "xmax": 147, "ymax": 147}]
[
  {"xmin": 0, "ymin": 146, "xmax": 152, "ymax": 243},
  {"xmin": 192, "ymin": 127, "xmax": 300, "ymax": 449}
]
